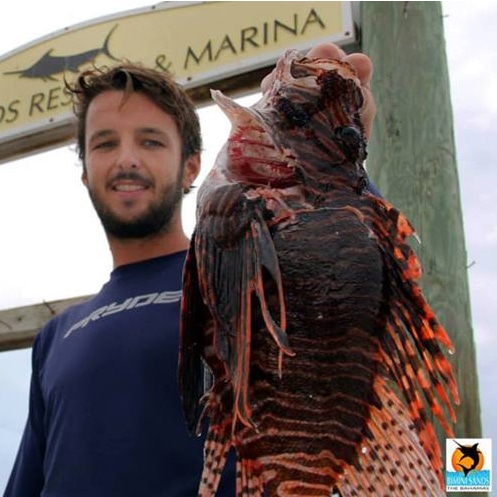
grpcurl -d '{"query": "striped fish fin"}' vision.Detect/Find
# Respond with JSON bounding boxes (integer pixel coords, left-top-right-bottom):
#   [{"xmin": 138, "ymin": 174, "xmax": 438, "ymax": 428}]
[
  {"xmin": 363, "ymin": 195, "xmax": 459, "ymax": 486},
  {"xmin": 236, "ymin": 456, "xmax": 264, "ymax": 496},
  {"xmin": 193, "ymin": 185, "xmax": 293, "ymax": 431},
  {"xmin": 179, "ymin": 238, "xmax": 211, "ymax": 434},
  {"xmin": 337, "ymin": 377, "xmax": 445, "ymax": 496},
  {"xmin": 198, "ymin": 406, "xmax": 233, "ymax": 497},
  {"xmin": 189, "ymin": 183, "xmax": 296, "ymax": 496}
]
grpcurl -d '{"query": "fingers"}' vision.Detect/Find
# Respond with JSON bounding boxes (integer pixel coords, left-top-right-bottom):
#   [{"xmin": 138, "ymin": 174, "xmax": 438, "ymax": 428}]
[
  {"xmin": 343, "ymin": 53, "xmax": 373, "ymax": 88},
  {"xmin": 305, "ymin": 43, "xmax": 347, "ymax": 61}
]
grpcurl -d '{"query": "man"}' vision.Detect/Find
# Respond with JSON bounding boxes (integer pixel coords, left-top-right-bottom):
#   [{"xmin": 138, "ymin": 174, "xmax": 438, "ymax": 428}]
[{"xmin": 4, "ymin": 43, "xmax": 375, "ymax": 496}]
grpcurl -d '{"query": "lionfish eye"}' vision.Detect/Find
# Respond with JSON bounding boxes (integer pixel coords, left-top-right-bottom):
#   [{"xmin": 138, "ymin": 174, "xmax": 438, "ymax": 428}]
[{"xmin": 335, "ymin": 126, "xmax": 361, "ymax": 142}]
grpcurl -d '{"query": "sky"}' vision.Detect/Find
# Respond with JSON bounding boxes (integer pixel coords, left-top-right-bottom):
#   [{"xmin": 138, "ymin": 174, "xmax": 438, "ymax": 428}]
[{"xmin": 0, "ymin": 0, "xmax": 496, "ymax": 492}]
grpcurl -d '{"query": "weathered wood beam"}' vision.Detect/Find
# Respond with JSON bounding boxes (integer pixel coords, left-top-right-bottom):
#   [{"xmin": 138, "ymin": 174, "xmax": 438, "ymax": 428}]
[{"xmin": 0, "ymin": 296, "xmax": 91, "ymax": 351}]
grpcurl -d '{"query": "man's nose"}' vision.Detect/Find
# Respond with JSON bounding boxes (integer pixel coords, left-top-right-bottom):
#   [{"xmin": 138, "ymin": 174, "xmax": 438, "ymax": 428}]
[{"xmin": 117, "ymin": 141, "xmax": 140, "ymax": 170}]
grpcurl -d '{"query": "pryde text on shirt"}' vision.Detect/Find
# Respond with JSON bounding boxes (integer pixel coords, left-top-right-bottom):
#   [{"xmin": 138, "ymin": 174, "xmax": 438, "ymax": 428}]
[{"xmin": 63, "ymin": 290, "xmax": 182, "ymax": 339}]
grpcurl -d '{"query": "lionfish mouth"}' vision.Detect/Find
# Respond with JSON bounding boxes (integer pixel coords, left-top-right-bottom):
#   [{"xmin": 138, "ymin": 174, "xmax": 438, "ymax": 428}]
[{"xmin": 210, "ymin": 88, "xmax": 297, "ymax": 187}]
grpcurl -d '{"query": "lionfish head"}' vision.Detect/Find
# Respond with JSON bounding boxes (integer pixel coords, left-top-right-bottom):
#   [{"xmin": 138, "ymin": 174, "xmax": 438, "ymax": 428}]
[
  {"xmin": 256, "ymin": 49, "xmax": 368, "ymax": 186},
  {"xmin": 210, "ymin": 50, "xmax": 367, "ymax": 189}
]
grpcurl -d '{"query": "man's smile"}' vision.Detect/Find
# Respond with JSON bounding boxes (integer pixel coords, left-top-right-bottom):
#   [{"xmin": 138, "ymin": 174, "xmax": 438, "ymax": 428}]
[{"xmin": 112, "ymin": 182, "xmax": 148, "ymax": 193}]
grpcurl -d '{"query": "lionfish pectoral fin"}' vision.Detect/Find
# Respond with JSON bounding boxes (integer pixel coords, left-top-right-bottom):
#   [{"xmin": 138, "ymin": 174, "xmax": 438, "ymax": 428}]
[
  {"xmin": 251, "ymin": 218, "xmax": 293, "ymax": 357},
  {"xmin": 234, "ymin": 216, "xmax": 293, "ymax": 429},
  {"xmin": 368, "ymin": 196, "xmax": 459, "ymax": 408},
  {"xmin": 336, "ymin": 378, "xmax": 445, "ymax": 497},
  {"xmin": 234, "ymin": 251, "xmax": 256, "ymax": 430},
  {"xmin": 359, "ymin": 196, "xmax": 458, "ymax": 495},
  {"xmin": 179, "ymin": 234, "xmax": 209, "ymax": 434},
  {"xmin": 192, "ymin": 191, "xmax": 289, "ymax": 431}
]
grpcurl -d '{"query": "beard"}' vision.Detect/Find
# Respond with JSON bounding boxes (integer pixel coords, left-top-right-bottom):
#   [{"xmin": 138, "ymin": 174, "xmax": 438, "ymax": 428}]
[{"xmin": 88, "ymin": 171, "xmax": 184, "ymax": 239}]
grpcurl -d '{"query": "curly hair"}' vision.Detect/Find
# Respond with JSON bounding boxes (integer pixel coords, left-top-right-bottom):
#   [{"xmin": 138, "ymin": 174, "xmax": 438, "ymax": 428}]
[{"xmin": 68, "ymin": 64, "xmax": 202, "ymax": 165}]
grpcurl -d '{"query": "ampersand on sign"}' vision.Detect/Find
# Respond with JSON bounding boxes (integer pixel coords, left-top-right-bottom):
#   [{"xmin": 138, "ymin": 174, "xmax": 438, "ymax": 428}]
[{"xmin": 155, "ymin": 54, "xmax": 172, "ymax": 72}]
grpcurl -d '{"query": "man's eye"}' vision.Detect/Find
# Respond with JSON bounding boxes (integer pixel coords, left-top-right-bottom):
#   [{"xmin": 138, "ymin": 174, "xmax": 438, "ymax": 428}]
[
  {"xmin": 143, "ymin": 139, "xmax": 164, "ymax": 147},
  {"xmin": 94, "ymin": 141, "xmax": 116, "ymax": 150}
]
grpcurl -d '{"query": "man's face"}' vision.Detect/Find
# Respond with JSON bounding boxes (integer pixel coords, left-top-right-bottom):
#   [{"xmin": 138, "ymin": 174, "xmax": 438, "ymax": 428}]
[{"xmin": 82, "ymin": 90, "xmax": 189, "ymax": 239}]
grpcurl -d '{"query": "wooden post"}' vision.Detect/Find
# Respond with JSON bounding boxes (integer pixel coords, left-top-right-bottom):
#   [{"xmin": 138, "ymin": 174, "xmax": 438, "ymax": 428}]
[{"xmin": 361, "ymin": 3, "xmax": 484, "ymax": 494}]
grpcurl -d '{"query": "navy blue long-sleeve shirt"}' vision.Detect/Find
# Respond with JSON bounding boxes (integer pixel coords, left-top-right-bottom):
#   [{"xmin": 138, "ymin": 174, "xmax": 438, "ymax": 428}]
[{"xmin": 4, "ymin": 252, "xmax": 235, "ymax": 497}]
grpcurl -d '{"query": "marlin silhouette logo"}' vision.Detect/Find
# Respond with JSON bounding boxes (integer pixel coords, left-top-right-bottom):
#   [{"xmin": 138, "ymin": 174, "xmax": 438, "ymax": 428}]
[
  {"xmin": 454, "ymin": 441, "xmax": 481, "ymax": 477},
  {"xmin": 4, "ymin": 25, "xmax": 120, "ymax": 81}
]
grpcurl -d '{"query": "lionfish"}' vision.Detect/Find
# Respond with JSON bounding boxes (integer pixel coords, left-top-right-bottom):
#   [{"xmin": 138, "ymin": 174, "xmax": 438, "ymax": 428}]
[{"xmin": 179, "ymin": 49, "xmax": 459, "ymax": 496}]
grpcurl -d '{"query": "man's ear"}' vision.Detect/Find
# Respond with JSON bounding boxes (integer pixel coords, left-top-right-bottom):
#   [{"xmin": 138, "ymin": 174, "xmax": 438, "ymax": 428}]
[
  {"xmin": 182, "ymin": 153, "xmax": 201, "ymax": 193},
  {"xmin": 81, "ymin": 167, "xmax": 88, "ymax": 187}
]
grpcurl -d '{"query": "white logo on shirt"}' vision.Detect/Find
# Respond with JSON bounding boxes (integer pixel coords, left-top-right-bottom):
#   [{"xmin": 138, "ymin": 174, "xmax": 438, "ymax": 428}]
[{"xmin": 63, "ymin": 290, "xmax": 182, "ymax": 339}]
